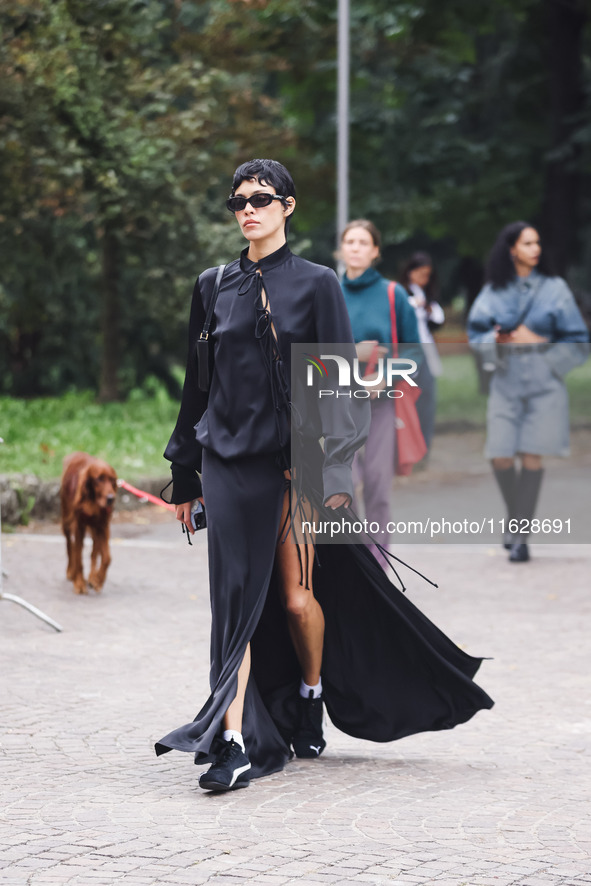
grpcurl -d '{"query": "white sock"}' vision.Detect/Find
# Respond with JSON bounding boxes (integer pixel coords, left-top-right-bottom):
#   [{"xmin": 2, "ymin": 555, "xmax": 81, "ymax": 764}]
[
  {"xmin": 300, "ymin": 678, "xmax": 322, "ymax": 699},
  {"xmin": 222, "ymin": 729, "xmax": 245, "ymax": 751}
]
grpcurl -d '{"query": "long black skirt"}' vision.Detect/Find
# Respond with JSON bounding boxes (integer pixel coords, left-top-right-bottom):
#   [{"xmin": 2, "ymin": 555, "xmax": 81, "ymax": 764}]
[{"xmin": 155, "ymin": 447, "xmax": 494, "ymax": 779}]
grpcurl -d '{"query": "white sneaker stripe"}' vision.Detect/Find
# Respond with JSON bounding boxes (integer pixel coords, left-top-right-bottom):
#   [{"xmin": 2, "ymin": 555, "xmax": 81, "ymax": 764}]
[{"xmin": 229, "ymin": 762, "xmax": 252, "ymax": 787}]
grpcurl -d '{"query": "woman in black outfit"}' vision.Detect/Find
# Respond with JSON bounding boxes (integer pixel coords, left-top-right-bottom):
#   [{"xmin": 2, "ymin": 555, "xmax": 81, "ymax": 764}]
[
  {"xmin": 155, "ymin": 159, "xmax": 493, "ymax": 792},
  {"xmin": 400, "ymin": 252, "xmax": 445, "ymax": 456}
]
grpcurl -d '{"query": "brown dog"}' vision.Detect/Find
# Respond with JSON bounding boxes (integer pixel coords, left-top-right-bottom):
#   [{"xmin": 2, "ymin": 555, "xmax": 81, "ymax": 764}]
[{"xmin": 60, "ymin": 452, "xmax": 117, "ymax": 594}]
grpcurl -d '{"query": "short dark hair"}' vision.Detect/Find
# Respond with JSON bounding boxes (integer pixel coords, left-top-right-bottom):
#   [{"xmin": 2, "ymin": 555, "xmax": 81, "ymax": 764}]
[
  {"xmin": 400, "ymin": 251, "xmax": 439, "ymax": 303},
  {"xmin": 231, "ymin": 159, "xmax": 296, "ymax": 234},
  {"xmin": 485, "ymin": 221, "xmax": 551, "ymax": 289}
]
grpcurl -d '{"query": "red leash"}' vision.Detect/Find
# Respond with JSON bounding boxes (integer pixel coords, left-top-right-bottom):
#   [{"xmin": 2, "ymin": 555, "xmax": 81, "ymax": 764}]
[{"xmin": 117, "ymin": 479, "xmax": 175, "ymax": 512}]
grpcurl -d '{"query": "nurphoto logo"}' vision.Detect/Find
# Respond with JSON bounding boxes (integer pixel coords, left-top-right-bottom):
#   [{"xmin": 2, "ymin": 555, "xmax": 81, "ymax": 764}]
[{"xmin": 304, "ymin": 353, "xmax": 418, "ymax": 398}]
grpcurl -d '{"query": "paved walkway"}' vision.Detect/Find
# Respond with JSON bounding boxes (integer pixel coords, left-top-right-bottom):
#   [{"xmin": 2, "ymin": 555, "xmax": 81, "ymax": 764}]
[{"xmin": 1, "ymin": 511, "xmax": 590, "ymax": 885}]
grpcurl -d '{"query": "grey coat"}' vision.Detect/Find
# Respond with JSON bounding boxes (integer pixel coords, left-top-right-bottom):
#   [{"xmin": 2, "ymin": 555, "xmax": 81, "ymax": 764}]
[{"xmin": 467, "ymin": 272, "xmax": 588, "ymax": 457}]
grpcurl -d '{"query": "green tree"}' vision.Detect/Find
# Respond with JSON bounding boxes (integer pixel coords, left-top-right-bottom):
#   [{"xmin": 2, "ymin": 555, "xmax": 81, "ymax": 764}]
[
  {"xmin": 1, "ymin": 0, "xmax": 589, "ymax": 401},
  {"xmin": 204, "ymin": 0, "xmax": 590, "ymax": 299},
  {"xmin": 0, "ymin": 0, "xmax": 251, "ymax": 398}
]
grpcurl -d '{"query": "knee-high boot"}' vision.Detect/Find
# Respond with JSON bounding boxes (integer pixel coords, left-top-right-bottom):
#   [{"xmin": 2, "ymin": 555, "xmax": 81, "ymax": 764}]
[
  {"xmin": 509, "ymin": 467, "xmax": 544, "ymax": 563},
  {"xmin": 492, "ymin": 465, "xmax": 517, "ymax": 549}
]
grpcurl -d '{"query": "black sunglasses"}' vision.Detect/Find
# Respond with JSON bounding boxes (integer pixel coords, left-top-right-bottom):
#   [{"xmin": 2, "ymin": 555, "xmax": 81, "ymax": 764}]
[{"xmin": 226, "ymin": 193, "xmax": 288, "ymax": 213}]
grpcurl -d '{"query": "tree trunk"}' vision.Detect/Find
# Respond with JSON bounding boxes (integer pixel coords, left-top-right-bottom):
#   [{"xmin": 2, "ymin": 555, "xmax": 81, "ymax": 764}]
[
  {"xmin": 98, "ymin": 227, "xmax": 121, "ymax": 402},
  {"xmin": 541, "ymin": 0, "xmax": 588, "ymax": 276},
  {"xmin": 459, "ymin": 255, "xmax": 484, "ymax": 316}
]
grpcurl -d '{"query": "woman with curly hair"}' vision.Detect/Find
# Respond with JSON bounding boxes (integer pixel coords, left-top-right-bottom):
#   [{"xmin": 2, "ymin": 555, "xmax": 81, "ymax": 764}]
[{"xmin": 468, "ymin": 221, "xmax": 588, "ymax": 562}]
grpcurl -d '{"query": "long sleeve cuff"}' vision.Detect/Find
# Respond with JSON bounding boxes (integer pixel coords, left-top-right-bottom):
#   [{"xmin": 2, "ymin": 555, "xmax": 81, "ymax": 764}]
[
  {"xmin": 170, "ymin": 463, "xmax": 203, "ymax": 504},
  {"xmin": 322, "ymin": 463, "xmax": 353, "ymax": 505},
  {"xmin": 544, "ymin": 342, "xmax": 589, "ymax": 379}
]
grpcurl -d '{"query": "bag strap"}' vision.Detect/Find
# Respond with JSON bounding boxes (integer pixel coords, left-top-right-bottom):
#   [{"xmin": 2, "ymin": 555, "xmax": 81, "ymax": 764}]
[
  {"xmin": 363, "ymin": 281, "xmax": 398, "ymax": 378},
  {"xmin": 363, "ymin": 281, "xmax": 400, "ymax": 377},
  {"xmin": 199, "ymin": 264, "xmax": 226, "ymax": 343},
  {"xmin": 511, "ymin": 275, "xmax": 544, "ymax": 331}
]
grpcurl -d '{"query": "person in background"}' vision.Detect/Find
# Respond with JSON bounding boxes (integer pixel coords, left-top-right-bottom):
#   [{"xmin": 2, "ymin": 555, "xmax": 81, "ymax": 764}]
[
  {"xmin": 400, "ymin": 252, "xmax": 445, "ymax": 457},
  {"xmin": 467, "ymin": 221, "xmax": 588, "ymax": 563},
  {"xmin": 339, "ymin": 219, "xmax": 420, "ymax": 567}
]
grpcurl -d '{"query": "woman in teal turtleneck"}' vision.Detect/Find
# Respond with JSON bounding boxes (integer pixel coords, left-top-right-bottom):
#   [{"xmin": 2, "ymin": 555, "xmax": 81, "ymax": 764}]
[{"xmin": 340, "ymin": 219, "xmax": 420, "ymax": 567}]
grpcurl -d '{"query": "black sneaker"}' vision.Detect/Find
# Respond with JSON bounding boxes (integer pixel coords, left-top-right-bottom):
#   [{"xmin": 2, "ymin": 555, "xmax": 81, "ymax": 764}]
[
  {"xmin": 199, "ymin": 739, "xmax": 251, "ymax": 792},
  {"xmin": 292, "ymin": 691, "xmax": 326, "ymax": 758}
]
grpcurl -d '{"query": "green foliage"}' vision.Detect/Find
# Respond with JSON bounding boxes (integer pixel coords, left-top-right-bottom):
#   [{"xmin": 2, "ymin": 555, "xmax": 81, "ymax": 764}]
[
  {"xmin": 0, "ymin": 383, "xmax": 179, "ymax": 480},
  {"xmin": 0, "ymin": 0, "xmax": 254, "ymax": 396},
  {"xmin": 563, "ymin": 354, "xmax": 591, "ymax": 423},
  {"xmin": 2, "ymin": 356, "xmax": 587, "ymax": 483},
  {"xmin": 0, "ymin": 0, "xmax": 589, "ymax": 398},
  {"xmin": 435, "ymin": 349, "xmax": 591, "ymax": 427},
  {"xmin": 435, "ymin": 352, "xmax": 487, "ymax": 427}
]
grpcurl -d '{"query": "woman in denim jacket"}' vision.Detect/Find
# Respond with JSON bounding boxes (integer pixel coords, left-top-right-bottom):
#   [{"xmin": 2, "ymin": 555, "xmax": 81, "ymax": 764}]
[{"xmin": 467, "ymin": 221, "xmax": 588, "ymax": 563}]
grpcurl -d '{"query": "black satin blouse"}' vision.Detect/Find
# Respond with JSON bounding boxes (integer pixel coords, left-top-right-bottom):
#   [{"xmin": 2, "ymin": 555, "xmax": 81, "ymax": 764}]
[{"xmin": 164, "ymin": 242, "xmax": 368, "ymax": 503}]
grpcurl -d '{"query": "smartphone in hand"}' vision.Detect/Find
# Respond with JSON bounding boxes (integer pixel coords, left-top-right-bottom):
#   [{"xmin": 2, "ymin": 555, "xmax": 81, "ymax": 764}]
[{"xmin": 190, "ymin": 500, "xmax": 207, "ymax": 531}]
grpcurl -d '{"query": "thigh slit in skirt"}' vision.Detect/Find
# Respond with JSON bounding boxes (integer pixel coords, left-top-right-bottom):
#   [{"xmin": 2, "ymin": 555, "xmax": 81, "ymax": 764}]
[{"xmin": 155, "ymin": 446, "xmax": 495, "ymax": 779}]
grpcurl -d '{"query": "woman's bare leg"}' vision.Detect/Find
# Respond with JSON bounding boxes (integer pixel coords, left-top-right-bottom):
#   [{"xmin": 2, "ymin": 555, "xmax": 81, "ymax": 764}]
[
  {"xmin": 492, "ymin": 454, "xmax": 543, "ymax": 471},
  {"xmin": 491, "ymin": 456, "xmax": 514, "ymax": 471},
  {"xmin": 521, "ymin": 453, "xmax": 542, "ymax": 471},
  {"xmin": 200, "ymin": 645, "xmax": 252, "ymax": 792},
  {"xmin": 276, "ymin": 488, "xmax": 324, "ymax": 685},
  {"xmin": 219, "ymin": 485, "xmax": 324, "ymax": 737},
  {"xmin": 276, "ymin": 487, "xmax": 326, "ymax": 757},
  {"xmin": 222, "ymin": 643, "xmax": 251, "ymax": 732}
]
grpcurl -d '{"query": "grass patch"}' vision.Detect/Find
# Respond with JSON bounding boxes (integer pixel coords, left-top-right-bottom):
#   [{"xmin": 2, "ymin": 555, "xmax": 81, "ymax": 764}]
[
  {"xmin": 0, "ymin": 383, "xmax": 180, "ymax": 481},
  {"xmin": 564, "ymin": 353, "xmax": 591, "ymax": 421},
  {"xmin": 1, "ymin": 354, "xmax": 589, "ymax": 480},
  {"xmin": 435, "ymin": 348, "xmax": 590, "ymax": 429},
  {"xmin": 435, "ymin": 352, "xmax": 487, "ymax": 427}
]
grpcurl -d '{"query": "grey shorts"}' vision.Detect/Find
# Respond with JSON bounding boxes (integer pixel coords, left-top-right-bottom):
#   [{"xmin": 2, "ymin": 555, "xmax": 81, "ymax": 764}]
[{"xmin": 485, "ymin": 351, "xmax": 570, "ymax": 458}]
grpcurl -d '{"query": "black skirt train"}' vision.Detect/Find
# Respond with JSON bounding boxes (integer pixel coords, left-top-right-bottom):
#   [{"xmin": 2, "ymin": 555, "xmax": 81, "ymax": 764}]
[{"xmin": 155, "ymin": 445, "xmax": 494, "ymax": 779}]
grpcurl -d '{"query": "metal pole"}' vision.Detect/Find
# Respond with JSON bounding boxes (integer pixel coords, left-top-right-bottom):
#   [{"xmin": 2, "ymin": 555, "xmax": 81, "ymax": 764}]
[
  {"xmin": 0, "ymin": 592, "xmax": 63, "ymax": 632},
  {"xmin": 0, "ymin": 441, "xmax": 63, "ymax": 632},
  {"xmin": 337, "ymin": 0, "xmax": 350, "ymax": 259}
]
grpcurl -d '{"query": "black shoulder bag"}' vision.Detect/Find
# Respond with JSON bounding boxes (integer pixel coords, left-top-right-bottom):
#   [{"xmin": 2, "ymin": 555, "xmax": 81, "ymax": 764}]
[{"xmin": 196, "ymin": 264, "xmax": 226, "ymax": 392}]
